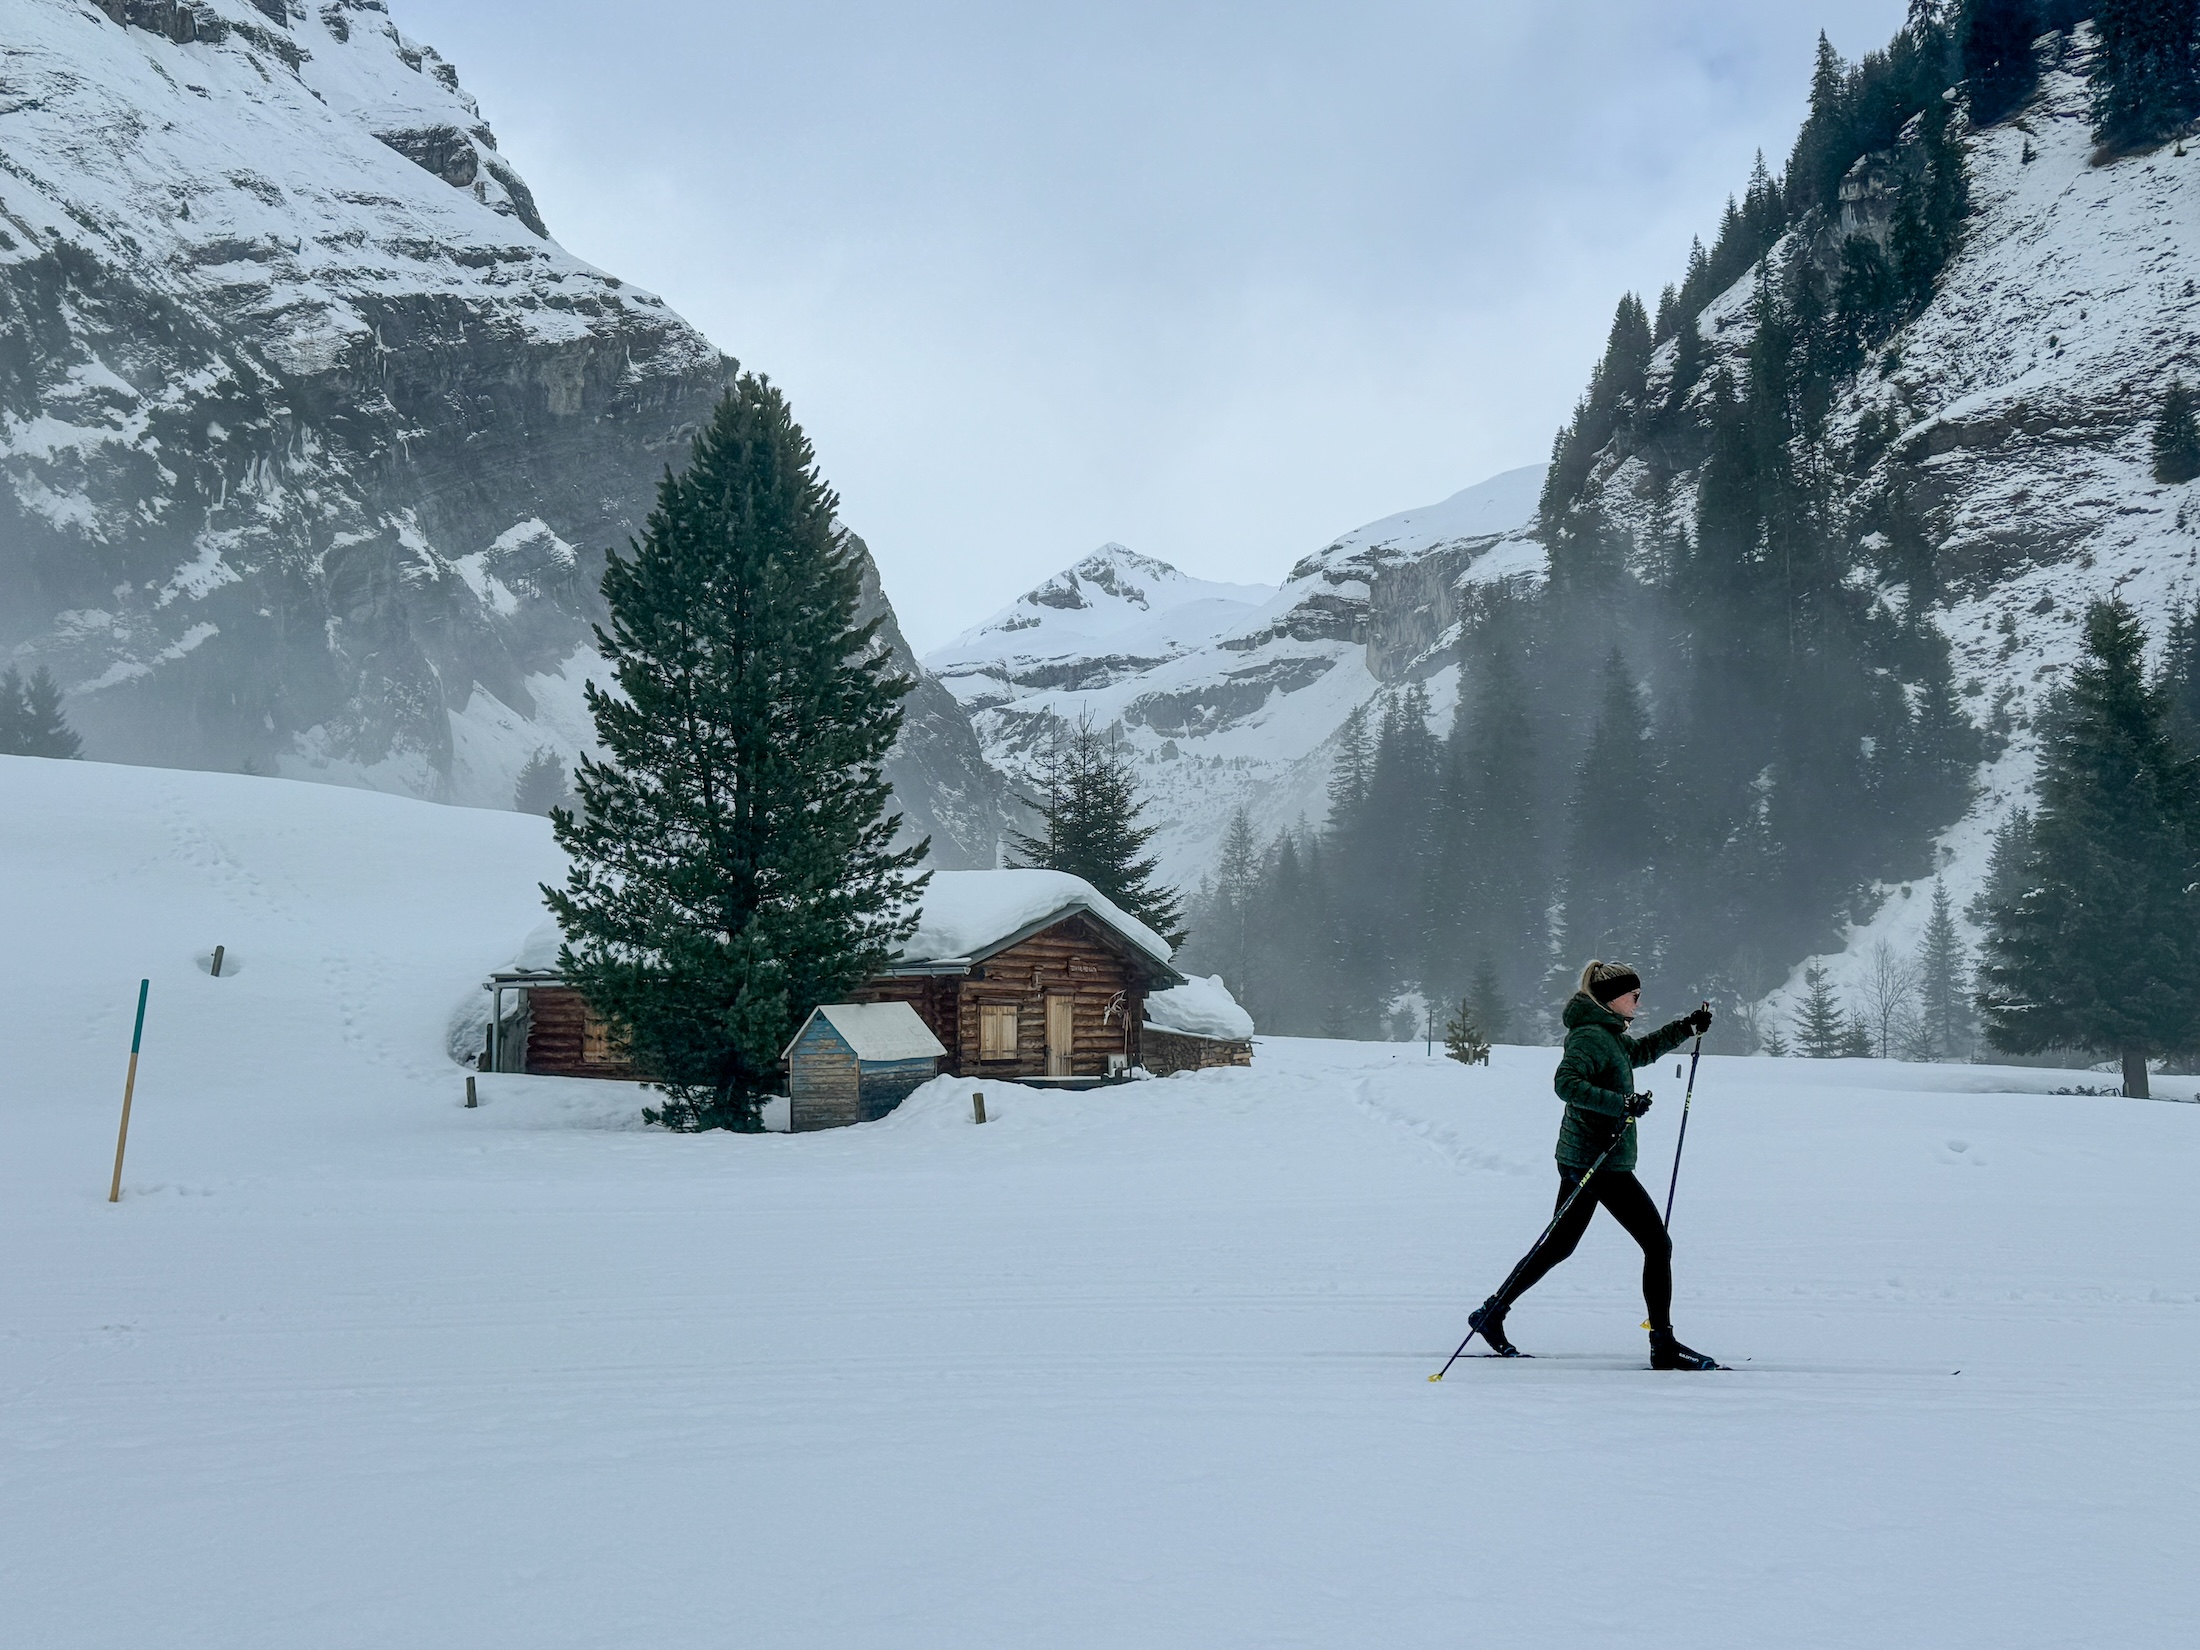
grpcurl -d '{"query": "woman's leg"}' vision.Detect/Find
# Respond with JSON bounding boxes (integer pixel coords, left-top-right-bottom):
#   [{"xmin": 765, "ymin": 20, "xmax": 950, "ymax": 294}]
[
  {"xmin": 1591, "ymin": 1170, "xmax": 1674, "ymax": 1329},
  {"xmin": 1491, "ymin": 1171, "xmax": 1600, "ymax": 1310}
]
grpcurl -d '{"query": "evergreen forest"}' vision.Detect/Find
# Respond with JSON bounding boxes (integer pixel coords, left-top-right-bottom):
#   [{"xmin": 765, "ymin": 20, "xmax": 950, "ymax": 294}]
[{"xmin": 1179, "ymin": 4, "xmax": 2200, "ymax": 1052}]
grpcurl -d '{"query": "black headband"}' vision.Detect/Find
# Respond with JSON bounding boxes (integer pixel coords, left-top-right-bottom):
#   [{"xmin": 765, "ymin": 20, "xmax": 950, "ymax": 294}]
[{"xmin": 1590, "ymin": 969, "xmax": 1641, "ymax": 1006}]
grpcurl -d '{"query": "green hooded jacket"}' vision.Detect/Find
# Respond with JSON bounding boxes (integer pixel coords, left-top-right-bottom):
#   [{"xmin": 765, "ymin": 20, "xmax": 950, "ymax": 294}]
[{"xmin": 1551, "ymin": 992, "xmax": 1695, "ymax": 1174}]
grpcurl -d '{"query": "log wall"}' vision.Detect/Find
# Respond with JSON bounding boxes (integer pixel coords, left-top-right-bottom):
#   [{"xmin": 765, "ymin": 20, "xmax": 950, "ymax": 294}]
[
  {"xmin": 1142, "ymin": 1025, "xmax": 1254, "ymax": 1076},
  {"xmin": 853, "ymin": 915, "xmax": 1151, "ymax": 1079},
  {"xmin": 522, "ymin": 986, "xmax": 643, "ymax": 1080}
]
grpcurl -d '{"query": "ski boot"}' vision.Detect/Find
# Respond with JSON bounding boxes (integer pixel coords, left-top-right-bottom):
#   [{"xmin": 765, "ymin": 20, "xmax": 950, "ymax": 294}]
[
  {"xmin": 1649, "ymin": 1328, "xmax": 1723, "ymax": 1370},
  {"xmin": 1469, "ymin": 1296, "xmax": 1523, "ymax": 1358}
]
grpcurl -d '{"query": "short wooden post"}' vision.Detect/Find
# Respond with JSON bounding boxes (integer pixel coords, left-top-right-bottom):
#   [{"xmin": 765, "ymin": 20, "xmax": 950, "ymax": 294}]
[
  {"xmin": 973, "ymin": 1092, "xmax": 986, "ymax": 1125},
  {"xmin": 465, "ymin": 1075, "xmax": 478, "ymax": 1109},
  {"xmin": 210, "ymin": 944, "xmax": 224, "ymax": 978},
  {"xmin": 108, "ymin": 979, "xmax": 149, "ymax": 1203}
]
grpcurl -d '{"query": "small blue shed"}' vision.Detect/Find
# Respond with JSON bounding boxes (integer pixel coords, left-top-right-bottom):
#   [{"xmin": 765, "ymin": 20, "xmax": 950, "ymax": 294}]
[{"xmin": 782, "ymin": 1002, "xmax": 948, "ymax": 1131}]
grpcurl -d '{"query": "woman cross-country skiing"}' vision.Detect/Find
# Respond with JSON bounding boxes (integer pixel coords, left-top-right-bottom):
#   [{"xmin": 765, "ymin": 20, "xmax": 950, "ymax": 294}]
[{"xmin": 1466, "ymin": 960, "xmax": 1721, "ymax": 1370}]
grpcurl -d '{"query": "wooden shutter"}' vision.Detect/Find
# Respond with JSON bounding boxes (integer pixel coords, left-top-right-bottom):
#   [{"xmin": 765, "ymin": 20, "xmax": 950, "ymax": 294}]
[{"xmin": 979, "ymin": 1002, "xmax": 1019, "ymax": 1061}]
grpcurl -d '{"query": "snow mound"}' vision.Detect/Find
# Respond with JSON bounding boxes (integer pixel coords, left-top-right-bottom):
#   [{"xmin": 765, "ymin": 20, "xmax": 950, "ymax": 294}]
[
  {"xmin": 904, "ymin": 869, "xmax": 1175, "ymax": 967},
  {"xmin": 1146, "ymin": 973, "xmax": 1254, "ymax": 1039}
]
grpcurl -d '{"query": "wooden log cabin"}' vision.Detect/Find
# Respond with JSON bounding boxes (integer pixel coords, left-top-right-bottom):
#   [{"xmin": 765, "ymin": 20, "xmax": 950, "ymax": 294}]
[
  {"xmin": 482, "ymin": 870, "xmax": 1189, "ymax": 1091},
  {"xmin": 849, "ymin": 870, "xmax": 1185, "ymax": 1084}
]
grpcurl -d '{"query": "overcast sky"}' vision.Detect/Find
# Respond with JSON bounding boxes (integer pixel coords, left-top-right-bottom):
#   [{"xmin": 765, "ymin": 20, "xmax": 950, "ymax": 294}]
[{"xmin": 401, "ymin": 1, "xmax": 1912, "ymax": 652}]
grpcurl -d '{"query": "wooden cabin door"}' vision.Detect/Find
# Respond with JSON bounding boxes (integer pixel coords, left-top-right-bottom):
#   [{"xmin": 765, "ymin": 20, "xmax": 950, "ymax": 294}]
[{"xmin": 1045, "ymin": 995, "xmax": 1074, "ymax": 1077}]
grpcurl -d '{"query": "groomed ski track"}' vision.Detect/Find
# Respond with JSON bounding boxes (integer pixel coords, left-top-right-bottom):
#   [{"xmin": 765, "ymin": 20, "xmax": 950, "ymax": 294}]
[{"xmin": 3, "ymin": 755, "xmax": 2197, "ymax": 1647}]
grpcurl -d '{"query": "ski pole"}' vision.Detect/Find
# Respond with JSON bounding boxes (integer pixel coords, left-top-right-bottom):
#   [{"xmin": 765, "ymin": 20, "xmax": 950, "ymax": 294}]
[
  {"xmin": 1429, "ymin": 1110, "xmax": 1637, "ymax": 1382},
  {"xmin": 1661, "ymin": 1003, "xmax": 1710, "ymax": 1230}
]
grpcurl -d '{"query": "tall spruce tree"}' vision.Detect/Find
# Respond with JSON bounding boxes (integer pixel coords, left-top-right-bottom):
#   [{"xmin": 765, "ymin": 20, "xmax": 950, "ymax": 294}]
[
  {"xmin": 1013, "ymin": 716, "xmax": 1186, "ymax": 944},
  {"xmin": 1976, "ymin": 600, "xmax": 2200, "ymax": 1096},
  {"xmin": 2091, "ymin": 0, "xmax": 2200, "ymax": 150},
  {"xmin": 1559, "ymin": 650, "xmax": 1663, "ymax": 973},
  {"xmin": 0, "ymin": 666, "xmax": 83, "ymax": 758},
  {"xmin": 513, "ymin": 747, "xmax": 570, "ymax": 816},
  {"xmin": 2153, "ymin": 378, "xmax": 2200, "ymax": 483},
  {"xmin": 1962, "ymin": 0, "xmax": 2040, "ymax": 124},
  {"xmin": 545, "ymin": 376, "xmax": 928, "ymax": 1131},
  {"xmin": 2159, "ymin": 593, "xmax": 2200, "ymax": 747},
  {"xmin": 1793, "ymin": 963, "xmax": 1853, "ymax": 1058},
  {"xmin": 1914, "ymin": 877, "xmax": 1976, "ymax": 1059}
]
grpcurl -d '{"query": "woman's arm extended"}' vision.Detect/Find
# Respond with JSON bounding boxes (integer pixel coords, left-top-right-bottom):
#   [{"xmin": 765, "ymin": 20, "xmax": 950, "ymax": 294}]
[
  {"xmin": 1623, "ymin": 1018, "xmax": 1694, "ymax": 1068},
  {"xmin": 1555, "ymin": 1031, "xmax": 1632, "ymax": 1115}
]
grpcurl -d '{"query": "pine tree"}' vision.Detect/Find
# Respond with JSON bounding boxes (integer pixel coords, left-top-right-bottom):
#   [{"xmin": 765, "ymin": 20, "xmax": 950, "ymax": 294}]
[
  {"xmin": 545, "ymin": 376, "xmax": 928, "ymax": 1131},
  {"xmin": 2091, "ymin": 0, "xmax": 2200, "ymax": 151},
  {"xmin": 1326, "ymin": 706, "xmax": 1372, "ymax": 839},
  {"xmin": 1467, "ymin": 955, "xmax": 1511, "ymax": 1046},
  {"xmin": 1976, "ymin": 600, "xmax": 2200, "ymax": 1097},
  {"xmin": 0, "ymin": 666, "xmax": 83, "ymax": 758},
  {"xmin": 513, "ymin": 747, "xmax": 570, "ymax": 816},
  {"xmin": 1559, "ymin": 650, "xmax": 1663, "ymax": 970},
  {"xmin": 1962, "ymin": 0, "xmax": 2040, "ymax": 125},
  {"xmin": 1013, "ymin": 715, "xmax": 1186, "ymax": 944},
  {"xmin": 1793, "ymin": 962, "xmax": 1852, "ymax": 1057},
  {"xmin": 2152, "ymin": 378, "xmax": 2200, "ymax": 484},
  {"xmin": 1443, "ymin": 999, "xmax": 1491, "ymax": 1065},
  {"xmin": 1914, "ymin": 877, "xmax": 1976, "ymax": 1059},
  {"xmin": 1196, "ymin": 807, "xmax": 1261, "ymax": 1004},
  {"xmin": 2159, "ymin": 593, "xmax": 2200, "ymax": 749}
]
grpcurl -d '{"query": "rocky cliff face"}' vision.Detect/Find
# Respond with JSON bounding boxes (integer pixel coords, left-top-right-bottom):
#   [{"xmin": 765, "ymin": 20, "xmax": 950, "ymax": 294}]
[{"xmin": 0, "ymin": 0, "xmax": 1008, "ymax": 863}]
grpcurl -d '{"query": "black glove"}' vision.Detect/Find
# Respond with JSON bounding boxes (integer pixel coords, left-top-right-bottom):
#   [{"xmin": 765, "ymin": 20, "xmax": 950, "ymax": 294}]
[
  {"xmin": 1683, "ymin": 1004, "xmax": 1713, "ymax": 1038},
  {"xmin": 1625, "ymin": 1091, "xmax": 1654, "ymax": 1118}
]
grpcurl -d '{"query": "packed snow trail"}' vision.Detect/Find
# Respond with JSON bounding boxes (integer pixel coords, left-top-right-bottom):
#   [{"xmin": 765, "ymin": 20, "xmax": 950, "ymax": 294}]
[{"xmin": 3, "ymin": 755, "xmax": 2198, "ymax": 1646}]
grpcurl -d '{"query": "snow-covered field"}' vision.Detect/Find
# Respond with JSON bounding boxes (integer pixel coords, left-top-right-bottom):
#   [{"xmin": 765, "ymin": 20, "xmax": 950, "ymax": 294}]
[{"xmin": 5, "ymin": 754, "xmax": 2198, "ymax": 1646}]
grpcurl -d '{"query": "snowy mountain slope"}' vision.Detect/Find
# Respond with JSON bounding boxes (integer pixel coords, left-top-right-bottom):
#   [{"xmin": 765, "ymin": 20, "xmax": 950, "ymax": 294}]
[
  {"xmin": 0, "ymin": 0, "xmax": 1009, "ymax": 861},
  {"xmin": 924, "ymin": 464, "xmax": 1546, "ymax": 882},
  {"xmin": 927, "ymin": 543, "xmax": 1275, "ymax": 706},
  {"xmin": 6, "ymin": 750, "xmax": 2199, "ymax": 1645},
  {"xmin": 1586, "ymin": 38, "xmax": 2200, "ymax": 1019}
]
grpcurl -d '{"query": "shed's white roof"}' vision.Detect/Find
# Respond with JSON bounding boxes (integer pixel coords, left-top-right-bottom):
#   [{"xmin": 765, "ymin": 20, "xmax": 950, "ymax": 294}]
[
  {"xmin": 784, "ymin": 1001, "xmax": 948, "ymax": 1064},
  {"xmin": 901, "ymin": 869, "xmax": 1174, "ymax": 970}
]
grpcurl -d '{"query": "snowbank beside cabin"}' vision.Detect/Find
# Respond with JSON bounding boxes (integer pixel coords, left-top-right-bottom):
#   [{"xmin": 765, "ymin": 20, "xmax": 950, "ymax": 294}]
[{"xmin": 1147, "ymin": 973, "xmax": 1254, "ymax": 1040}]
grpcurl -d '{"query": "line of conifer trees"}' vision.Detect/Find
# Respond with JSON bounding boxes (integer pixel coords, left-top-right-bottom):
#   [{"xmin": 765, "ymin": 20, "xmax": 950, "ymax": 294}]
[{"xmin": 1180, "ymin": 4, "xmax": 2200, "ymax": 1050}]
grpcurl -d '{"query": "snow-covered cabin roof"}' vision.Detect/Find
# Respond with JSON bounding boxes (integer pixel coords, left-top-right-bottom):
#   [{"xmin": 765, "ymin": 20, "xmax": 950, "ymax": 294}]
[
  {"xmin": 897, "ymin": 870, "xmax": 1180, "ymax": 978},
  {"xmin": 781, "ymin": 1002, "xmax": 948, "ymax": 1064},
  {"xmin": 1145, "ymin": 974, "xmax": 1255, "ymax": 1041}
]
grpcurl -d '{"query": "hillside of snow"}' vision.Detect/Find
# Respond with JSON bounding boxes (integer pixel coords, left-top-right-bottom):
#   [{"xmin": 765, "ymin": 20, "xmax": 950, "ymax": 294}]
[
  {"xmin": 4, "ymin": 751, "xmax": 2197, "ymax": 1645},
  {"xmin": 1586, "ymin": 38, "xmax": 2200, "ymax": 1021},
  {"xmin": 0, "ymin": 0, "xmax": 1009, "ymax": 862},
  {"xmin": 925, "ymin": 464, "xmax": 1545, "ymax": 881}
]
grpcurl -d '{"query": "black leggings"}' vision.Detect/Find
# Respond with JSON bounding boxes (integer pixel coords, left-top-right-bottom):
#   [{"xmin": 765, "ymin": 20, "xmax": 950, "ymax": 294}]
[{"xmin": 1493, "ymin": 1168, "xmax": 1673, "ymax": 1329}]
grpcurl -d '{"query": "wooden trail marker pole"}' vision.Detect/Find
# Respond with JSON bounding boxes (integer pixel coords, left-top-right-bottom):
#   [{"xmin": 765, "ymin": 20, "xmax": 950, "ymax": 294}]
[
  {"xmin": 210, "ymin": 944, "xmax": 224, "ymax": 978},
  {"xmin": 108, "ymin": 979, "xmax": 149, "ymax": 1203},
  {"xmin": 465, "ymin": 1075, "xmax": 478, "ymax": 1109},
  {"xmin": 972, "ymin": 1092, "xmax": 986, "ymax": 1125}
]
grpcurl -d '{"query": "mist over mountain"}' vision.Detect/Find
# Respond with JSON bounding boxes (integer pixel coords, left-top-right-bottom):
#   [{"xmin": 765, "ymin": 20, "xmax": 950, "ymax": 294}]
[
  {"xmin": 942, "ymin": 13, "xmax": 2200, "ymax": 1045},
  {"xmin": 0, "ymin": 0, "xmax": 1008, "ymax": 862}
]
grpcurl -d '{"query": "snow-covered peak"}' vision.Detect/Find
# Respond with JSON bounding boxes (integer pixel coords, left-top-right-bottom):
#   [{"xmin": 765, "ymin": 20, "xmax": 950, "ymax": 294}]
[
  {"xmin": 927, "ymin": 545, "xmax": 1275, "ymax": 680},
  {"xmin": 1290, "ymin": 463, "xmax": 1545, "ymax": 577}
]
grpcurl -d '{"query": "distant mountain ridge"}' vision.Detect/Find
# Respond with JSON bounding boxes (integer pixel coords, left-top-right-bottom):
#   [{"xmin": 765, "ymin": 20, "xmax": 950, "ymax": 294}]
[
  {"xmin": 0, "ymin": 0, "xmax": 1009, "ymax": 863},
  {"xmin": 924, "ymin": 466, "xmax": 1546, "ymax": 882}
]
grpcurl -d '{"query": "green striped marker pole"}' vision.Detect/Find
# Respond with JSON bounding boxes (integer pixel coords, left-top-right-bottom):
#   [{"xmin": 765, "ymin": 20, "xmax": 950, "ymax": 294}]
[{"xmin": 107, "ymin": 980, "xmax": 149, "ymax": 1204}]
